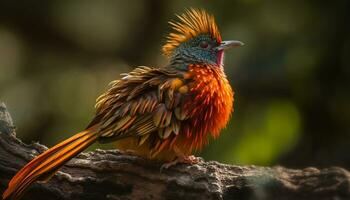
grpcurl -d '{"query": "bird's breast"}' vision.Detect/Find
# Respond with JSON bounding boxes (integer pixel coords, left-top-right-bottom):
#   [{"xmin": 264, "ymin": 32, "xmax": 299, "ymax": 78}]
[{"xmin": 181, "ymin": 64, "xmax": 234, "ymax": 148}]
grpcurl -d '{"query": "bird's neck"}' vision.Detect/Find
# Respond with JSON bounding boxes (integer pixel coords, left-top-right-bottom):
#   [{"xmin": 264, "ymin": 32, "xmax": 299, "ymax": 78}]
[{"xmin": 169, "ymin": 52, "xmax": 225, "ymax": 71}]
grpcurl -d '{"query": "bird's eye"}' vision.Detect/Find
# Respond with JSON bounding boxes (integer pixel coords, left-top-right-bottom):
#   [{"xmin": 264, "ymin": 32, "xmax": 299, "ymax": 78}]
[{"xmin": 199, "ymin": 41, "xmax": 209, "ymax": 49}]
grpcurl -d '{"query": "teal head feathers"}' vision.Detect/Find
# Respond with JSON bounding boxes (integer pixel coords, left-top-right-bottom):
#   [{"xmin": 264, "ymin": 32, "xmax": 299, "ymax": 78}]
[{"xmin": 162, "ymin": 9, "xmax": 243, "ymax": 67}]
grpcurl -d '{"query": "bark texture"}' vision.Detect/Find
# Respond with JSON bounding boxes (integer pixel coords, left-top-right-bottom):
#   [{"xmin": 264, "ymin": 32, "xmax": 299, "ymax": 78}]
[{"xmin": 0, "ymin": 102, "xmax": 349, "ymax": 200}]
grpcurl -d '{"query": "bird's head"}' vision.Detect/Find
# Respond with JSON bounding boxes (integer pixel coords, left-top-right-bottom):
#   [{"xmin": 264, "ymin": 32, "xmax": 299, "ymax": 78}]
[{"xmin": 162, "ymin": 9, "xmax": 243, "ymax": 67}]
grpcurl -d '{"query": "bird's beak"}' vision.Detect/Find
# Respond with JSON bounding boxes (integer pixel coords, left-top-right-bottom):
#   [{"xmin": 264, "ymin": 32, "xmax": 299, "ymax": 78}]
[{"xmin": 215, "ymin": 40, "xmax": 244, "ymax": 51}]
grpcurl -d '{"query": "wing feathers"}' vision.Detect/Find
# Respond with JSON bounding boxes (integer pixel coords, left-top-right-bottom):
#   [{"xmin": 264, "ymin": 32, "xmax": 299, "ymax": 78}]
[
  {"xmin": 153, "ymin": 104, "xmax": 172, "ymax": 128},
  {"xmin": 95, "ymin": 66, "xmax": 190, "ymax": 150}
]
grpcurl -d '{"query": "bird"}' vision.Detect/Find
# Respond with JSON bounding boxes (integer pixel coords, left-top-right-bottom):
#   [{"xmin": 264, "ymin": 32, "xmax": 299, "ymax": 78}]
[{"xmin": 2, "ymin": 8, "xmax": 243, "ymax": 200}]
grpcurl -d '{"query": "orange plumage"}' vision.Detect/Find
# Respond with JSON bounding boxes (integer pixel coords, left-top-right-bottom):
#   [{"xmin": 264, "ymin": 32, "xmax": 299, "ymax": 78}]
[{"xmin": 3, "ymin": 8, "xmax": 242, "ymax": 200}]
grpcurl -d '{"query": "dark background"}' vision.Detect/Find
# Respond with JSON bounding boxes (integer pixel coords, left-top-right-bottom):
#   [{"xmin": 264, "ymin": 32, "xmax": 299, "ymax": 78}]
[{"xmin": 0, "ymin": 0, "xmax": 349, "ymax": 168}]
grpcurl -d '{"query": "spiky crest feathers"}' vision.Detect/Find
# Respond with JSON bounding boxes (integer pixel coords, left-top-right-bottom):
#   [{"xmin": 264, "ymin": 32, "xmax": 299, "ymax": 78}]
[{"xmin": 162, "ymin": 8, "xmax": 222, "ymax": 57}]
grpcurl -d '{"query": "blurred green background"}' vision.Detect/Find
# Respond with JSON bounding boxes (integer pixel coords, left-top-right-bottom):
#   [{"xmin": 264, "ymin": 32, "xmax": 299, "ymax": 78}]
[{"xmin": 0, "ymin": 0, "xmax": 349, "ymax": 168}]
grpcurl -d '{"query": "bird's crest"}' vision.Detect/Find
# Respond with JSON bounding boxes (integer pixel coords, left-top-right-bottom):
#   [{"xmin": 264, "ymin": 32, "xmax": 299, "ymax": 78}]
[{"xmin": 162, "ymin": 8, "xmax": 222, "ymax": 57}]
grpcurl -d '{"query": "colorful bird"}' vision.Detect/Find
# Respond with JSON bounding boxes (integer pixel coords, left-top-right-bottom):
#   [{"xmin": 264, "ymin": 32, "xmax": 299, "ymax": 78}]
[{"xmin": 3, "ymin": 8, "xmax": 243, "ymax": 200}]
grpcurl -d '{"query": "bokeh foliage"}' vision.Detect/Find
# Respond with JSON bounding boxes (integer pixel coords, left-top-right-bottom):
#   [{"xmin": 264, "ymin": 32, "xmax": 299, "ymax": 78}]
[{"xmin": 0, "ymin": 0, "xmax": 349, "ymax": 168}]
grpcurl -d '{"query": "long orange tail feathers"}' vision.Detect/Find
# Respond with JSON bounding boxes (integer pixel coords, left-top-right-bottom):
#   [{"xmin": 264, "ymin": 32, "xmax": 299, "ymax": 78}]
[{"xmin": 2, "ymin": 127, "xmax": 99, "ymax": 200}]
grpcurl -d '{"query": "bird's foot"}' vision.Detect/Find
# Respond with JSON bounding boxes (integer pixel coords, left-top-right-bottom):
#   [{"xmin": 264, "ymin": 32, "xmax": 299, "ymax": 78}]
[
  {"xmin": 160, "ymin": 155, "xmax": 199, "ymax": 170},
  {"xmin": 181, "ymin": 155, "xmax": 200, "ymax": 164}
]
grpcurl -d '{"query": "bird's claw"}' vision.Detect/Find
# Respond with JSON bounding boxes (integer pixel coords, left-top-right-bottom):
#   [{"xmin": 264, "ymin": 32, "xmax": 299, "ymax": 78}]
[{"xmin": 160, "ymin": 155, "xmax": 200, "ymax": 171}]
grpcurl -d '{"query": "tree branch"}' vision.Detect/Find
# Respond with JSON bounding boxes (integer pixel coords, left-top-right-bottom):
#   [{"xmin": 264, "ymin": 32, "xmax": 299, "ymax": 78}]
[{"xmin": 0, "ymin": 102, "xmax": 349, "ymax": 200}]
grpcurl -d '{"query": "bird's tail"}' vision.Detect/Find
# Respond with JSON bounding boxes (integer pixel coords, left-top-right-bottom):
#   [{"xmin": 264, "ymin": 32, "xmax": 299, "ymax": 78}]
[{"xmin": 2, "ymin": 126, "xmax": 99, "ymax": 200}]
